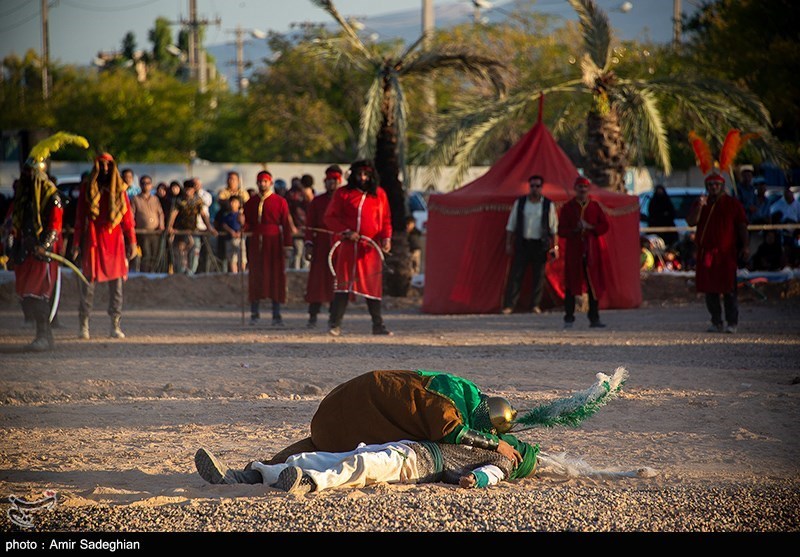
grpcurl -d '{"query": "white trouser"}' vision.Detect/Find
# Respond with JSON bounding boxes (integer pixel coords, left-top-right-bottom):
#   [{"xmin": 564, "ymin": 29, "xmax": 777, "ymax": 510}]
[{"xmin": 251, "ymin": 442, "xmax": 420, "ymax": 491}]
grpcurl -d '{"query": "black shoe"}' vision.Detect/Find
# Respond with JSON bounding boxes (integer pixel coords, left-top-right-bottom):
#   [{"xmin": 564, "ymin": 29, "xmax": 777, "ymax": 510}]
[
  {"xmin": 372, "ymin": 325, "xmax": 393, "ymax": 336},
  {"xmin": 195, "ymin": 448, "xmax": 262, "ymax": 485},
  {"xmin": 563, "ymin": 321, "xmax": 574, "ymax": 329},
  {"xmin": 589, "ymin": 321, "xmax": 607, "ymax": 328},
  {"xmin": 194, "ymin": 448, "xmax": 228, "ymax": 484},
  {"xmin": 273, "ymin": 466, "xmax": 315, "ymax": 494}
]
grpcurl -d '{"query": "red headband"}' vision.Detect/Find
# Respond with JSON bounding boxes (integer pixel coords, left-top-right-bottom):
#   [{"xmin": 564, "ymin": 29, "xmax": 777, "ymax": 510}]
[
  {"xmin": 257, "ymin": 171, "xmax": 272, "ymax": 181},
  {"xmin": 705, "ymin": 172, "xmax": 725, "ymax": 184},
  {"xmin": 325, "ymin": 171, "xmax": 342, "ymax": 180},
  {"xmin": 574, "ymin": 176, "xmax": 591, "ymax": 187},
  {"xmin": 97, "ymin": 152, "xmax": 114, "ymax": 162}
]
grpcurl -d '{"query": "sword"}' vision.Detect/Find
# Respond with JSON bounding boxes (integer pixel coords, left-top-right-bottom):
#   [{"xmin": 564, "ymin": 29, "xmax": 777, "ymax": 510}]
[
  {"xmin": 49, "ymin": 265, "xmax": 61, "ymax": 323},
  {"xmin": 44, "ymin": 250, "xmax": 90, "ymax": 285}
]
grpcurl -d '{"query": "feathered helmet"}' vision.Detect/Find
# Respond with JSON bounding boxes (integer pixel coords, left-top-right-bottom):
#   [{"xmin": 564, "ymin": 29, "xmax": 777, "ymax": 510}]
[
  {"xmin": 24, "ymin": 131, "xmax": 90, "ymax": 174},
  {"xmin": 689, "ymin": 129, "xmax": 758, "ymax": 192},
  {"xmin": 492, "ymin": 367, "xmax": 630, "ymax": 433}
]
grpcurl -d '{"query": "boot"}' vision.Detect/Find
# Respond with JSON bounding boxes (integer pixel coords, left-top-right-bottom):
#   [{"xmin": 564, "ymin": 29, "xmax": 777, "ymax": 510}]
[
  {"xmin": 28, "ymin": 299, "xmax": 53, "ymax": 352},
  {"xmin": 194, "ymin": 448, "xmax": 263, "ymax": 485},
  {"xmin": 78, "ymin": 314, "xmax": 90, "ymax": 340},
  {"xmin": 110, "ymin": 315, "xmax": 125, "ymax": 339}
]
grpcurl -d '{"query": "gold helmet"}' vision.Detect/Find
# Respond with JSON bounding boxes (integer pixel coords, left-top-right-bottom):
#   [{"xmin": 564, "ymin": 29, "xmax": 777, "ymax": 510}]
[{"xmin": 487, "ymin": 396, "xmax": 517, "ymax": 433}]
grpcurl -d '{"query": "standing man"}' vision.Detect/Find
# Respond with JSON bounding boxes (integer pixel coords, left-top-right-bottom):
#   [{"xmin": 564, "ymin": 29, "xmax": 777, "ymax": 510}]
[
  {"xmin": 557, "ymin": 176, "xmax": 609, "ymax": 329},
  {"xmin": 287, "ymin": 174, "xmax": 315, "ymax": 270},
  {"xmin": 243, "ymin": 170, "xmax": 293, "ymax": 327},
  {"xmin": 121, "ymin": 167, "xmax": 140, "ymax": 199},
  {"xmin": 130, "ymin": 175, "xmax": 164, "ymax": 272},
  {"xmin": 687, "ymin": 172, "xmax": 749, "ymax": 334},
  {"xmin": 501, "ymin": 174, "xmax": 558, "ymax": 315},
  {"xmin": 9, "ymin": 158, "xmax": 63, "ymax": 351},
  {"xmin": 72, "ymin": 153, "xmax": 137, "ymax": 340},
  {"xmin": 735, "ymin": 164, "xmax": 757, "ymax": 220},
  {"xmin": 324, "ymin": 160, "xmax": 392, "ymax": 336},
  {"xmin": 191, "ymin": 177, "xmax": 213, "ymax": 274},
  {"xmin": 303, "ymin": 165, "xmax": 343, "ymax": 328}
]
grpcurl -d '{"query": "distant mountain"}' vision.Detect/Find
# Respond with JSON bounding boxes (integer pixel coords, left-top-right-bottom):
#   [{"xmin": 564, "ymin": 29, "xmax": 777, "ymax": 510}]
[{"xmin": 206, "ymin": 0, "xmax": 690, "ymax": 90}]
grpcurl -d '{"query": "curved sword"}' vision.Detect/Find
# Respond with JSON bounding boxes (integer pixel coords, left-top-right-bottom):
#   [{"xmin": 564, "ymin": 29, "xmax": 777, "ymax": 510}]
[
  {"xmin": 43, "ymin": 251, "xmax": 89, "ymax": 285},
  {"xmin": 49, "ymin": 265, "xmax": 61, "ymax": 323}
]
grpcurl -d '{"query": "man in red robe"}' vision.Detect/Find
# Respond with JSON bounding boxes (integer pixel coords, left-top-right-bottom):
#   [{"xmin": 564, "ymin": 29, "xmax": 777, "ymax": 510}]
[
  {"xmin": 303, "ymin": 165, "xmax": 343, "ymax": 328},
  {"xmin": 557, "ymin": 176, "xmax": 610, "ymax": 329},
  {"xmin": 243, "ymin": 170, "xmax": 293, "ymax": 327},
  {"xmin": 72, "ymin": 153, "xmax": 137, "ymax": 340},
  {"xmin": 324, "ymin": 160, "xmax": 392, "ymax": 336},
  {"xmin": 687, "ymin": 172, "xmax": 749, "ymax": 333},
  {"xmin": 9, "ymin": 159, "xmax": 63, "ymax": 351}
]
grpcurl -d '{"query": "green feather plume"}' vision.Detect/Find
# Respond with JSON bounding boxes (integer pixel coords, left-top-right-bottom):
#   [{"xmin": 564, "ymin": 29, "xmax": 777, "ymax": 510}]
[
  {"xmin": 514, "ymin": 367, "xmax": 628, "ymax": 430},
  {"xmin": 28, "ymin": 131, "xmax": 90, "ymax": 162}
]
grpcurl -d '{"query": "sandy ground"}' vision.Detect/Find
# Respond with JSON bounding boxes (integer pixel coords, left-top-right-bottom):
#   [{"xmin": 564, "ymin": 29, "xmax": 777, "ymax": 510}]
[{"xmin": 0, "ymin": 271, "xmax": 799, "ymax": 536}]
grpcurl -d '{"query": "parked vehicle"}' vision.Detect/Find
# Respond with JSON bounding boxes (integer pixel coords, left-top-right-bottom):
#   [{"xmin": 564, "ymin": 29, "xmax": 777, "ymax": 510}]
[
  {"xmin": 407, "ymin": 190, "xmax": 428, "ymax": 232},
  {"xmin": 639, "ymin": 187, "xmax": 705, "ymax": 237}
]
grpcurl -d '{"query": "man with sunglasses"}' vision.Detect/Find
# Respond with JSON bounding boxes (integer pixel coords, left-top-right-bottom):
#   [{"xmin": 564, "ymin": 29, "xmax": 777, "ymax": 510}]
[{"xmin": 502, "ymin": 175, "xmax": 558, "ymax": 315}]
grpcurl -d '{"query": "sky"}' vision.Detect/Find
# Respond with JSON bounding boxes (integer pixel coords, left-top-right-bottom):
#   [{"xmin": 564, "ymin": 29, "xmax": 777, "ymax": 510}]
[{"xmin": 0, "ymin": 0, "xmax": 690, "ymax": 67}]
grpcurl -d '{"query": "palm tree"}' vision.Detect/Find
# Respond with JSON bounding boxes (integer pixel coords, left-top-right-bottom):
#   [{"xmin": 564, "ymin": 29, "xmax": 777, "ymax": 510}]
[
  {"xmin": 309, "ymin": 0, "xmax": 505, "ymax": 296},
  {"xmin": 428, "ymin": 0, "xmax": 776, "ymax": 192}
]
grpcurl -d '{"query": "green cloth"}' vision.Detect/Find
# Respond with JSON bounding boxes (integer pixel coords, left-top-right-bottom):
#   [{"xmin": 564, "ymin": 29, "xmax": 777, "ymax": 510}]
[
  {"xmin": 415, "ymin": 369, "xmax": 500, "ymax": 445},
  {"xmin": 500, "ymin": 433, "xmax": 539, "ymax": 480}
]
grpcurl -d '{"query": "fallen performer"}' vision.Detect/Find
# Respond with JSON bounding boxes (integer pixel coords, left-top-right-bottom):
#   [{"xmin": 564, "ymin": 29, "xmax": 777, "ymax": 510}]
[{"xmin": 194, "ymin": 368, "xmax": 655, "ymax": 494}]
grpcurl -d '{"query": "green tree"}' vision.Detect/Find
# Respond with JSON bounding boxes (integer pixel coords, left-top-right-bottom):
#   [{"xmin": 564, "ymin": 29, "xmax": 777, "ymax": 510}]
[
  {"xmin": 149, "ymin": 16, "xmax": 182, "ymax": 77},
  {"xmin": 309, "ymin": 0, "xmax": 506, "ymax": 296},
  {"xmin": 684, "ymin": 0, "xmax": 800, "ymax": 161},
  {"xmin": 122, "ymin": 32, "xmax": 137, "ymax": 60},
  {"xmin": 429, "ymin": 0, "xmax": 774, "ymax": 191}
]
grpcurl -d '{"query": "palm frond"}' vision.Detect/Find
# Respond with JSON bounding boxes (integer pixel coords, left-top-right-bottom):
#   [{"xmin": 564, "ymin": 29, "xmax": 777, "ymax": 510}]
[
  {"xmin": 391, "ymin": 73, "xmax": 410, "ymax": 182},
  {"xmin": 614, "ymin": 84, "xmax": 671, "ymax": 174},
  {"xmin": 300, "ymin": 37, "xmax": 375, "ymax": 73},
  {"xmin": 425, "ymin": 82, "xmax": 584, "ymax": 188},
  {"xmin": 357, "ymin": 78, "xmax": 384, "ymax": 160},
  {"xmin": 643, "ymin": 76, "xmax": 787, "ymax": 167},
  {"xmin": 401, "ymin": 50, "xmax": 506, "ymax": 96},
  {"xmin": 309, "ymin": 0, "xmax": 373, "ymax": 60},
  {"xmin": 567, "ymin": 0, "xmax": 611, "ymax": 72}
]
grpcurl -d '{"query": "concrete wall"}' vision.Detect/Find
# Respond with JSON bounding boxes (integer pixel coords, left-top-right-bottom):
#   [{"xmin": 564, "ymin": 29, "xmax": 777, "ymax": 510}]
[
  {"xmin": 0, "ymin": 161, "xmax": 491, "ymax": 197},
  {"xmin": 0, "ymin": 159, "xmax": 714, "ymax": 198}
]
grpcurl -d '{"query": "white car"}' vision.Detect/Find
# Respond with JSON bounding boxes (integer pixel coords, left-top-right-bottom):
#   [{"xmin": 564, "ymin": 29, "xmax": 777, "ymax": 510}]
[{"xmin": 407, "ymin": 191, "xmax": 428, "ymax": 232}]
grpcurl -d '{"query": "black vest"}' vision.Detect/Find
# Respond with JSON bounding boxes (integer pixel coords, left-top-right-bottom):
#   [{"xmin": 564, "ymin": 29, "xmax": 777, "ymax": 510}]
[{"xmin": 514, "ymin": 194, "xmax": 551, "ymax": 247}]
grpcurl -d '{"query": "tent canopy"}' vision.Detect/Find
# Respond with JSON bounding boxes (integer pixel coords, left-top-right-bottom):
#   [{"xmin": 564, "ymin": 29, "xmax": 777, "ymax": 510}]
[{"xmin": 422, "ymin": 121, "xmax": 642, "ymax": 314}]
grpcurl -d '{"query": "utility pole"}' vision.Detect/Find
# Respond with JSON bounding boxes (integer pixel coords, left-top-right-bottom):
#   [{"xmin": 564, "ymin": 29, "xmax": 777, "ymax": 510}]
[
  {"xmin": 673, "ymin": 0, "xmax": 682, "ymax": 48},
  {"xmin": 41, "ymin": 0, "xmax": 50, "ymax": 100},
  {"xmin": 181, "ymin": 0, "xmax": 221, "ymax": 93},
  {"xmin": 422, "ymin": 0, "xmax": 435, "ymax": 145}
]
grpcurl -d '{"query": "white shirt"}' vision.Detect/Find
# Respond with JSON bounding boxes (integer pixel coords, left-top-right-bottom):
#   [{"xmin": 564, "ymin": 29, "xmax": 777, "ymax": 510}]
[
  {"xmin": 195, "ymin": 188, "xmax": 212, "ymax": 231},
  {"xmin": 505, "ymin": 197, "xmax": 558, "ymax": 240},
  {"xmin": 769, "ymin": 196, "xmax": 800, "ymax": 223}
]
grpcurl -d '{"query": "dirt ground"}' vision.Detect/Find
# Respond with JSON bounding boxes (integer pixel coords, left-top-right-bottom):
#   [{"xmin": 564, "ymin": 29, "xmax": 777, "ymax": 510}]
[{"xmin": 0, "ymin": 271, "xmax": 799, "ymax": 535}]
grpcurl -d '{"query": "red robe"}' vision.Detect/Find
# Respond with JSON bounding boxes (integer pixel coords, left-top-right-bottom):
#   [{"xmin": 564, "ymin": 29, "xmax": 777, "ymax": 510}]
[
  {"xmin": 73, "ymin": 185, "xmax": 136, "ymax": 283},
  {"xmin": 12, "ymin": 193, "xmax": 63, "ymax": 299},
  {"xmin": 694, "ymin": 194, "xmax": 747, "ymax": 293},
  {"xmin": 557, "ymin": 197, "xmax": 610, "ymax": 298},
  {"xmin": 324, "ymin": 185, "xmax": 392, "ymax": 300},
  {"xmin": 304, "ymin": 191, "xmax": 335, "ymax": 304},
  {"xmin": 244, "ymin": 192, "xmax": 292, "ymax": 303}
]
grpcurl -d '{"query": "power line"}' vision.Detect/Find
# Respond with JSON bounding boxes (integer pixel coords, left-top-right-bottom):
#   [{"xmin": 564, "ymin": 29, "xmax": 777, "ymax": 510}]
[
  {"xmin": 0, "ymin": 0, "xmax": 31, "ymax": 19},
  {"xmin": 61, "ymin": 0, "xmax": 162, "ymax": 12},
  {"xmin": 0, "ymin": 7, "xmax": 40, "ymax": 33}
]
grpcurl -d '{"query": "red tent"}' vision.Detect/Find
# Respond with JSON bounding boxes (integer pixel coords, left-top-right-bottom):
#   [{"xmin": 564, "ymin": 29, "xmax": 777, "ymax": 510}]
[{"xmin": 422, "ymin": 120, "xmax": 642, "ymax": 314}]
